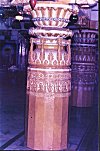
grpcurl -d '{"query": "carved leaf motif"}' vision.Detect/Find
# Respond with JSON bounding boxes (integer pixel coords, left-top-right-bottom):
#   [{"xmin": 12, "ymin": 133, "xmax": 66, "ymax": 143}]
[
  {"xmin": 48, "ymin": 52, "xmax": 54, "ymax": 63},
  {"xmin": 38, "ymin": 73, "xmax": 44, "ymax": 79},
  {"xmin": 36, "ymin": 59, "xmax": 41, "ymax": 64},
  {"xmin": 28, "ymin": 51, "xmax": 31, "ymax": 63},
  {"xmin": 32, "ymin": 52, "xmax": 37, "ymax": 62},
  {"xmin": 53, "ymin": 60, "xmax": 57, "ymax": 65},
  {"xmin": 44, "ymin": 60, "xmax": 49, "ymax": 65},
  {"xmin": 64, "ymin": 53, "xmax": 67, "ymax": 61},
  {"xmin": 27, "ymin": 70, "xmax": 71, "ymax": 97},
  {"xmin": 60, "ymin": 60, "xmax": 65, "ymax": 65}
]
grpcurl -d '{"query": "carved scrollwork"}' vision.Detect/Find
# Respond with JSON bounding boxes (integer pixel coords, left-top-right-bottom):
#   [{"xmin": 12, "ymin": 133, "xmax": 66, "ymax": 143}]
[
  {"xmin": 71, "ymin": 64, "xmax": 96, "ymax": 72},
  {"xmin": 27, "ymin": 69, "xmax": 71, "ymax": 100},
  {"xmin": 28, "ymin": 39, "xmax": 71, "ymax": 68},
  {"xmin": 71, "ymin": 46, "xmax": 97, "ymax": 64},
  {"xmin": 71, "ymin": 71, "xmax": 96, "ymax": 84},
  {"xmin": 72, "ymin": 30, "xmax": 98, "ymax": 44}
]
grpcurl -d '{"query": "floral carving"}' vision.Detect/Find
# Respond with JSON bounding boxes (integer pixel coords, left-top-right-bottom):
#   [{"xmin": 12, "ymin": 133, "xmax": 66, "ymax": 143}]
[{"xmin": 27, "ymin": 69, "xmax": 71, "ymax": 99}]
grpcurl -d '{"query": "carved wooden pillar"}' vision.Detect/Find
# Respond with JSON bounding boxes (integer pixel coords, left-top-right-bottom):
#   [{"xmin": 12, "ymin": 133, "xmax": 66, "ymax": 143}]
[
  {"xmin": 71, "ymin": 29, "xmax": 98, "ymax": 107},
  {"xmin": 25, "ymin": 1, "xmax": 78, "ymax": 150},
  {"xmin": 26, "ymin": 36, "xmax": 71, "ymax": 150}
]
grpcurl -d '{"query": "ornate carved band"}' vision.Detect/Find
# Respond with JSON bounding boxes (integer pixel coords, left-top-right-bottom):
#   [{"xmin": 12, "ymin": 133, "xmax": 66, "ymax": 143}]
[
  {"xmin": 71, "ymin": 46, "xmax": 97, "ymax": 64},
  {"xmin": 31, "ymin": 1, "xmax": 78, "ymax": 28},
  {"xmin": 32, "ymin": 17, "xmax": 69, "ymax": 23},
  {"xmin": 28, "ymin": 38, "xmax": 71, "ymax": 68},
  {"xmin": 71, "ymin": 71, "xmax": 96, "ymax": 84},
  {"xmin": 29, "ymin": 27, "xmax": 72, "ymax": 39},
  {"xmin": 72, "ymin": 30, "xmax": 98, "ymax": 44},
  {"xmin": 27, "ymin": 68, "xmax": 71, "ymax": 101}
]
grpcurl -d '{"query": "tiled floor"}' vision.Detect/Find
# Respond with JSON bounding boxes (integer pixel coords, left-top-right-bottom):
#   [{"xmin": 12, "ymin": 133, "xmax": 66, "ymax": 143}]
[{"xmin": 0, "ymin": 69, "xmax": 98, "ymax": 151}]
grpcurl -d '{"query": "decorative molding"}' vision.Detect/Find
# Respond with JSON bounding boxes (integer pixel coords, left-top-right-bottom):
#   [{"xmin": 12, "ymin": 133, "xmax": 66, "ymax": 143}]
[
  {"xmin": 71, "ymin": 64, "xmax": 96, "ymax": 72},
  {"xmin": 71, "ymin": 72, "xmax": 96, "ymax": 84},
  {"xmin": 72, "ymin": 30, "xmax": 98, "ymax": 44},
  {"xmin": 31, "ymin": 2, "xmax": 78, "ymax": 28},
  {"xmin": 27, "ymin": 69, "xmax": 71, "ymax": 100},
  {"xmin": 28, "ymin": 38, "xmax": 71, "ymax": 68},
  {"xmin": 29, "ymin": 27, "xmax": 73, "ymax": 39}
]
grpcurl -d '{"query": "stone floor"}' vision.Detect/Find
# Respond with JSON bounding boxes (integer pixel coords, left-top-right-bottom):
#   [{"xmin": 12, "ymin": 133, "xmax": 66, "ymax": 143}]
[{"xmin": 0, "ymin": 69, "xmax": 98, "ymax": 151}]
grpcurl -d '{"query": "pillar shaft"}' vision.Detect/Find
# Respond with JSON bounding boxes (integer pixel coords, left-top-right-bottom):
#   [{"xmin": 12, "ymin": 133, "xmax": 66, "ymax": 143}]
[
  {"xmin": 71, "ymin": 29, "xmax": 98, "ymax": 107},
  {"xmin": 26, "ymin": 36, "xmax": 71, "ymax": 150}
]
